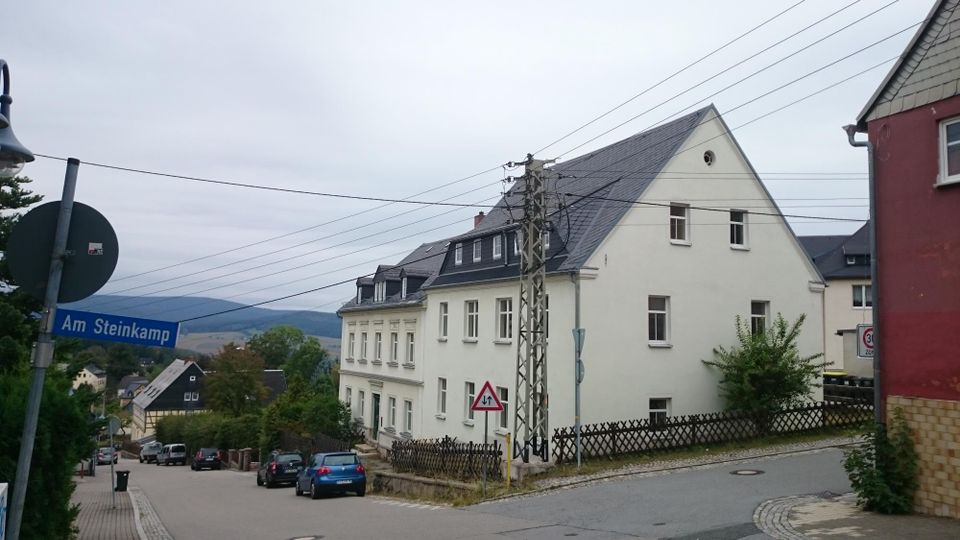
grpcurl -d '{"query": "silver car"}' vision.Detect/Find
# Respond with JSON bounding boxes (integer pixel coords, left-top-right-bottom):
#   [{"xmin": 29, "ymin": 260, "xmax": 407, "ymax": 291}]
[
  {"xmin": 156, "ymin": 443, "xmax": 187, "ymax": 466},
  {"xmin": 139, "ymin": 441, "xmax": 163, "ymax": 463}
]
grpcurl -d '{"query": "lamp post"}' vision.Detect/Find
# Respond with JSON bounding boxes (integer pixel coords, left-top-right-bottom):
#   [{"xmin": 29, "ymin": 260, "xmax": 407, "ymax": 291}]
[{"xmin": 1, "ymin": 59, "xmax": 63, "ymax": 540}]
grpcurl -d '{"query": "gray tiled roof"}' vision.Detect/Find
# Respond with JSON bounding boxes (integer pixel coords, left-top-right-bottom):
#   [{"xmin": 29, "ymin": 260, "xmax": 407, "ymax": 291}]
[
  {"xmin": 859, "ymin": 0, "xmax": 960, "ymax": 125},
  {"xmin": 132, "ymin": 359, "xmax": 201, "ymax": 410},
  {"xmin": 339, "ymin": 239, "xmax": 448, "ymax": 313},
  {"xmin": 798, "ymin": 222, "xmax": 872, "ymax": 279}
]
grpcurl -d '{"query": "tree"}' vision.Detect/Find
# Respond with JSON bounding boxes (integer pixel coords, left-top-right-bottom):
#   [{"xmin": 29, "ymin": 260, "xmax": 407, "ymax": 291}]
[
  {"xmin": 105, "ymin": 344, "xmax": 139, "ymax": 383},
  {"xmin": 247, "ymin": 325, "xmax": 305, "ymax": 369},
  {"xmin": 203, "ymin": 344, "xmax": 268, "ymax": 416},
  {"xmin": 703, "ymin": 313, "xmax": 828, "ymax": 419},
  {"xmin": 284, "ymin": 336, "xmax": 328, "ymax": 382}
]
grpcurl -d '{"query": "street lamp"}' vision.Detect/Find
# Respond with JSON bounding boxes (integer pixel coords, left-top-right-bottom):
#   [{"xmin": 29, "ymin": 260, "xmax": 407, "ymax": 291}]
[{"xmin": 0, "ymin": 59, "xmax": 35, "ymax": 178}]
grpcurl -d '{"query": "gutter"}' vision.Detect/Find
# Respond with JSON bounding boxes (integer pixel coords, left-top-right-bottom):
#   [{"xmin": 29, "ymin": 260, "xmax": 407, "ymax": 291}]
[{"xmin": 843, "ymin": 124, "xmax": 881, "ymax": 425}]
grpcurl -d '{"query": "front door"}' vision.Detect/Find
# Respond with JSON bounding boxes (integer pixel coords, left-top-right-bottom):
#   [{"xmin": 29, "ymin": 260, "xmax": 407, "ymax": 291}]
[{"xmin": 371, "ymin": 393, "xmax": 381, "ymax": 435}]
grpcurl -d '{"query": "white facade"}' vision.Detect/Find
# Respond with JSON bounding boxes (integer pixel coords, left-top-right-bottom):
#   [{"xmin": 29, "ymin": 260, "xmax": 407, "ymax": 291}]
[
  {"xmin": 73, "ymin": 367, "xmax": 106, "ymax": 392},
  {"xmin": 822, "ymin": 278, "xmax": 873, "ymax": 372},
  {"xmin": 339, "ymin": 109, "xmax": 825, "ymax": 448}
]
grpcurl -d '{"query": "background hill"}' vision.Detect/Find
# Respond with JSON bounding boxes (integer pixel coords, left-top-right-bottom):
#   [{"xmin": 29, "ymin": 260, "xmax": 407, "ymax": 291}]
[{"xmin": 63, "ymin": 295, "xmax": 342, "ymax": 338}]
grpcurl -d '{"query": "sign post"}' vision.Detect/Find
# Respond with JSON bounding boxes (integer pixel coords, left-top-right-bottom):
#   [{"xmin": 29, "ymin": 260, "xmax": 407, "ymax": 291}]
[{"xmin": 471, "ymin": 381, "xmax": 504, "ymax": 498}]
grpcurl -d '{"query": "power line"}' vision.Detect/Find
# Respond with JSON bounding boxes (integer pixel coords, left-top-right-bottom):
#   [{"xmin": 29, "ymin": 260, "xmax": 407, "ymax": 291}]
[{"xmin": 533, "ymin": 0, "xmax": 811, "ymax": 155}]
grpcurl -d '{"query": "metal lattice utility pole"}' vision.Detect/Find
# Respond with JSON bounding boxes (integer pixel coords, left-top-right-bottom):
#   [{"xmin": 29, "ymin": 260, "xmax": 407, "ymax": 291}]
[{"xmin": 513, "ymin": 154, "xmax": 551, "ymax": 462}]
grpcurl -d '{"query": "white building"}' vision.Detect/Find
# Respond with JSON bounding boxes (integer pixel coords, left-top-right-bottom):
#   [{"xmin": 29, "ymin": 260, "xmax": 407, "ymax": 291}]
[
  {"xmin": 339, "ymin": 105, "xmax": 825, "ymax": 451},
  {"xmin": 73, "ymin": 364, "xmax": 107, "ymax": 392}
]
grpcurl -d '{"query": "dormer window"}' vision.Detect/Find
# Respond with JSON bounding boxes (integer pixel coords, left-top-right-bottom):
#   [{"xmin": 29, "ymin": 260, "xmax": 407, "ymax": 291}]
[
  {"xmin": 374, "ymin": 281, "xmax": 386, "ymax": 303},
  {"xmin": 493, "ymin": 235, "xmax": 502, "ymax": 260},
  {"xmin": 513, "ymin": 231, "xmax": 522, "ymax": 255},
  {"xmin": 357, "ymin": 287, "xmax": 362, "ymax": 303},
  {"xmin": 846, "ymin": 256, "xmax": 856, "ymax": 266},
  {"xmin": 401, "ymin": 277, "xmax": 407, "ymax": 298},
  {"xmin": 473, "ymin": 239, "xmax": 481, "ymax": 262},
  {"xmin": 454, "ymin": 243, "xmax": 463, "ymax": 266}
]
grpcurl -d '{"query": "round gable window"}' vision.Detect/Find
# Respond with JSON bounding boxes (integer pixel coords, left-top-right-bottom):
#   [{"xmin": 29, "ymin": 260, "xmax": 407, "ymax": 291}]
[{"xmin": 703, "ymin": 150, "xmax": 716, "ymax": 166}]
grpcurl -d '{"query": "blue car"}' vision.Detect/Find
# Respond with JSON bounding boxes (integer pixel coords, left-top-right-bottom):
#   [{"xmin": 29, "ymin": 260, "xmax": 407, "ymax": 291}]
[{"xmin": 295, "ymin": 452, "xmax": 366, "ymax": 499}]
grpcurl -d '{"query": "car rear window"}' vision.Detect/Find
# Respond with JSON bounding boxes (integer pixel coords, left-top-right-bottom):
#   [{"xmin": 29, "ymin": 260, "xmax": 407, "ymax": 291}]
[
  {"xmin": 171, "ymin": 445, "xmax": 186, "ymax": 452},
  {"xmin": 277, "ymin": 454, "xmax": 302, "ymax": 465},
  {"xmin": 200, "ymin": 448, "xmax": 217, "ymax": 456},
  {"xmin": 323, "ymin": 454, "xmax": 358, "ymax": 466}
]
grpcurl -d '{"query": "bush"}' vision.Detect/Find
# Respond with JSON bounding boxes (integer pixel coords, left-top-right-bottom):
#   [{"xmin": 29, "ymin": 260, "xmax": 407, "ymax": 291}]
[
  {"xmin": 155, "ymin": 413, "xmax": 259, "ymax": 456},
  {"xmin": 843, "ymin": 408, "xmax": 919, "ymax": 514}
]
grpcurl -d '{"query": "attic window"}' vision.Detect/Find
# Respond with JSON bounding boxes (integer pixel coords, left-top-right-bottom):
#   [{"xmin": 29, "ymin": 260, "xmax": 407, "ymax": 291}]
[
  {"xmin": 189, "ymin": 376, "xmax": 196, "ymax": 382},
  {"xmin": 703, "ymin": 151, "xmax": 715, "ymax": 166},
  {"xmin": 846, "ymin": 256, "xmax": 856, "ymax": 265},
  {"xmin": 401, "ymin": 277, "xmax": 408, "ymax": 298}
]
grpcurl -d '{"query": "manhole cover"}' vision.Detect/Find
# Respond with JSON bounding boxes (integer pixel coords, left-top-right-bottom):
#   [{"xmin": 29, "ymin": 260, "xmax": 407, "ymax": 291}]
[
  {"xmin": 730, "ymin": 469, "xmax": 764, "ymax": 476},
  {"xmin": 290, "ymin": 536, "xmax": 323, "ymax": 540}
]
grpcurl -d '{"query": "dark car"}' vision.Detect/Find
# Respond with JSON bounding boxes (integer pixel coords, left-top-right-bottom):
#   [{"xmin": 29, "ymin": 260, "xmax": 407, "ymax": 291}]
[
  {"xmin": 257, "ymin": 451, "xmax": 303, "ymax": 488},
  {"xmin": 191, "ymin": 447, "xmax": 222, "ymax": 470},
  {"xmin": 295, "ymin": 452, "xmax": 366, "ymax": 499}
]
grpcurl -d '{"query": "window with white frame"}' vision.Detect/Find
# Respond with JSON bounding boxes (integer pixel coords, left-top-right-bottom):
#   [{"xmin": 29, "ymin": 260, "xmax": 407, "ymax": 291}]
[
  {"xmin": 192, "ymin": 392, "xmax": 199, "ymax": 401},
  {"xmin": 852, "ymin": 285, "xmax": 873, "ymax": 308},
  {"xmin": 184, "ymin": 392, "xmax": 191, "ymax": 402},
  {"xmin": 493, "ymin": 235, "xmax": 502, "ymax": 260},
  {"xmin": 465, "ymin": 300, "xmax": 479, "ymax": 339},
  {"xmin": 345, "ymin": 387, "xmax": 352, "ymax": 409},
  {"xmin": 357, "ymin": 287, "xmax": 362, "ymax": 303},
  {"xmin": 751, "ymin": 301, "xmax": 770, "ymax": 335},
  {"xmin": 648, "ymin": 296, "xmax": 669, "ymax": 344},
  {"xmin": 730, "ymin": 210, "xmax": 747, "ymax": 247},
  {"xmin": 497, "ymin": 386, "xmax": 509, "ymax": 430},
  {"xmin": 454, "ymin": 243, "xmax": 463, "ymax": 265},
  {"xmin": 437, "ymin": 377, "xmax": 447, "ymax": 415},
  {"xmin": 374, "ymin": 332, "xmax": 383, "ymax": 361},
  {"xmin": 473, "ymin": 239, "xmax": 482, "ymax": 262},
  {"xmin": 374, "ymin": 281, "xmax": 386, "ymax": 303},
  {"xmin": 438, "ymin": 302, "xmax": 448, "ymax": 338},
  {"xmin": 388, "ymin": 397, "xmax": 397, "ymax": 428},
  {"xmin": 496, "ymin": 298, "xmax": 513, "ymax": 340},
  {"xmin": 189, "ymin": 375, "xmax": 196, "ymax": 382},
  {"xmin": 404, "ymin": 400, "xmax": 413, "ymax": 432},
  {"xmin": 406, "ymin": 332, "xmax": 415, "ymax": 364},
  {"xmin": 669, "ymin": 204, "xmax": 689, "ymax": 242},
  {"xmin": 543, "ymin": 230, "xmax": 550, "ymax": 250},
  {"xmin": 465, "ymin": 382, "xmax": 476, "ymax": 421},
  {"xmin": 401, "ymin": 277, "xmax": 407, "ymax": 298},
  {"xmin": 649, "ymin": 398, "xmax": 671, "ymax": 427},
  {"xmin": 358, "ymin": 390, "xmax": 365, "ymax": 419},
  {"xmin": 360, "ymin": 332, "xmax": 368, "ymax": 359},
  {"xmin": 513, "ymin": 231, "xmax": 521, "ymax": 255},
  {"xmin": 390, "ymin": 332, "xmax": 399, "ymax": 362},
  {"xmin": 939, "ymin": 117, "xmax": 960, "ymax": 184},
  {"xmin": 348, "ymin": 332, "xmax": 355, "ymax": 358}
]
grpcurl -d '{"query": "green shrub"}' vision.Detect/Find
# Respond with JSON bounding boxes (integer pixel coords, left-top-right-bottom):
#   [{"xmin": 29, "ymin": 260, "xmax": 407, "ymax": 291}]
[{"xmin": 843, "ymin": 408, "xmax": 919, "ymax": 514}]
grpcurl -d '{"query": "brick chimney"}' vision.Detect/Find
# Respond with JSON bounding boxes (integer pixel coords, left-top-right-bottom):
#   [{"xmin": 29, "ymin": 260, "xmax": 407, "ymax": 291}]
[{"xmin": 474, "ymin": 211, "xmax": 485, "ymax": 228}]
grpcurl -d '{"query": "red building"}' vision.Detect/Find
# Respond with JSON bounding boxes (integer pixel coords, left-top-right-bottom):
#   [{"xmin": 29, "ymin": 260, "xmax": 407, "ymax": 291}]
[{"xmin": 853, "ymin": 0, "xmax": 960, "ymax": 518}]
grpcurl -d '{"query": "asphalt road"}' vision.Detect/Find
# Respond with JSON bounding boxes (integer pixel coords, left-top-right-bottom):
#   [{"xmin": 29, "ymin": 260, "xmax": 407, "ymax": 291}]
[{"xmin": 125, "ymin": 448, "xmax": 851, "ymax": 540}]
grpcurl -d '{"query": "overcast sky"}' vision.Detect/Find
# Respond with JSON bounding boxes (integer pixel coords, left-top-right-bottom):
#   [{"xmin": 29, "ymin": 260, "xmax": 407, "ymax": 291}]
[{"xmin": 3, "ymin": 0, "xmax": 926, "ymax": 318}]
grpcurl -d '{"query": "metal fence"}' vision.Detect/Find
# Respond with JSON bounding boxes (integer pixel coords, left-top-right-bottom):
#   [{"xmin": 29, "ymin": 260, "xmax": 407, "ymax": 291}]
[
  {"xmin": 552, "ymin": 400, "xmax": 873, "ymax": 464},
  {"xmin": 390, "ymin": 436, "xmax": 502, "ymax": 481}
]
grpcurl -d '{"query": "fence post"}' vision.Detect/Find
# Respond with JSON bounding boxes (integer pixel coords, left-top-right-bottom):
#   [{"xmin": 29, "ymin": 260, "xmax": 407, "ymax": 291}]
[{"xmin": 691, "ymin": 416, "xmax": 699, "ymax": 446}]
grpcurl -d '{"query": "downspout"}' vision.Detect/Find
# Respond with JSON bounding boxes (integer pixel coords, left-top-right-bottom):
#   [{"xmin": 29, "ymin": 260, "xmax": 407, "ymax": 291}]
[
  {"xmin": 570, "ymin": 271, "xmax": 583, "ymax": 468},
  {"xmin": 843, "ymin": 124, "xmax": 881, "ymax": 425}
]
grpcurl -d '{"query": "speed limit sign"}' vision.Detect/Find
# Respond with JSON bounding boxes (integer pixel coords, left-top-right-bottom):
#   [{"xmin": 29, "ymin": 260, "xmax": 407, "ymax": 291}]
[{"xmin": 857, "ymin": 324, "xmax": 874, "ymax": 358}]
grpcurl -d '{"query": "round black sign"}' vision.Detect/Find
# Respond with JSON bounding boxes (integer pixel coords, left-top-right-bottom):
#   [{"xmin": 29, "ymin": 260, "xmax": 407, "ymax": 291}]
[{"xmin": 6, "ymin": 200, "xmax": 119, "ymax": 303}]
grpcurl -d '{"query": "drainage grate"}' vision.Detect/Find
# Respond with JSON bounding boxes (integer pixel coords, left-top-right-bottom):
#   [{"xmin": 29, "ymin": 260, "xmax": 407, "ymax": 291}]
[{"xmin": 730, "ymin": 469, "xmax": 764, "ymax": 476}]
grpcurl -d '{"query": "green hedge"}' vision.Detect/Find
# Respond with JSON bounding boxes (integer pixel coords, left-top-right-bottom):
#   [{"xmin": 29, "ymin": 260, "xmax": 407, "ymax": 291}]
[{"xmin": 155, "ymin": 413, "xmax": 260, "ymax": 455}]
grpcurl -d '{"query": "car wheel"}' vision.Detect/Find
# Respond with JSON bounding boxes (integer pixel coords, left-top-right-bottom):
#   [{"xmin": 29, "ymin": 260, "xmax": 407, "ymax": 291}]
[
  {"xmin": 310, "ymin": 482, "xmax": 319, "ymax": 500},
  {"xmin": 139, "ymin": 457, "xmax": 144, "ymax": 463},
  {"xmin": 295, "ymin": 482, "xmax": 302, "ymax": 497},
  {"xmin": 266, "ymin": 478, "xmax": 275, "ymax": 489},
  {"xmin": 357, "ymin": 486, "xmax": 366, "ymax": 497},
  {"xmin": 256, "ymin": 473, "xmax": 263, "ymax": 486}
]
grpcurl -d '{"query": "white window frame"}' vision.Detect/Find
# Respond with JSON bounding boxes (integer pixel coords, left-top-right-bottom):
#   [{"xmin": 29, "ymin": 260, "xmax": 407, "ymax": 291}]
[
  {"xmin": 345, "ymin": 386, "xmax": 352, "ymax": 409},
  {"xmin": 388, "ymin": 397, "xmax": 397, "ymax": 428},
  {"xmin": 357, "ymin": 287, "xmax": 362, "ymax": 303},
  {"xmin": 493, "ymin": 235, "xmax": 502, "ymax": 260},
  {"xmin": 846, "ymin": 256, "xmax": 857, "ymax": 265},
  {"xmin": 513, "ymin": 231, "xmax": 521, "ymax": 255},
  {"xmin": 751, "ymin": 301, "xmax": 770, "ymax": 335},
  {"xmin": 374, "ymin": 332, "xmax": 383, "ymax": 361},
  {"xmin": 401, "ymin": 277, "xmax": 407, "ymax": 298},
  {"xmin": 465, "ymin": 381, "xmax": 476, "ymax": 422},
  {"xmin": 192, "ymin": 392, "xmax": 199, "ymax": 401},
  {"xmin": 729, "ymin": 210, "xmax": 747, "ymax": 248},
  {"xmin": 545, "ymin": 294, "xmax": 550, "ymax": 340},
  {"xmin": 649, "ymin": 397, "xmax": 671, "ymax": 427},
  {"xmin": 852, "ymin": 284, "xmax": 873, "ymax": 309},
  {"xmin": 454, "ymin": 243, "xmax": 463, "ymax": 265},
  {"xmin": 543, "ymin": 230, "xmax": 550, "ymax": 250},
  {"xmin": 464, "ymin": 300, "xmax": 479, "ymax": 340},
  {"xmin": 669, "ymin": 204, "xmax": 690, "ymax": 244},
  {"xmin": 189, "ymin": 375, "xmax": 196, "ymax": 382},
  {"xmin": 473, "ymin": 239, "xmax": 482, "ymax": 262},
  {"xmin": 374, "ymin": 281, "xmax": 386, "ymax": 303},
  {"xmin": 437, "ymin": 377, "xmax": 447, "ymax": 416},
  {"xmin": 497, "ymin": 386, "xmax": 509, "ymax": 430},
  {"xmin": 390, "ymin": 332, "xmax": 399, "ymax": 362},
  {"xmin": 405, "ymin": 332, "xmax": 415, "ymax": 364},
  {"xmin": 648, "ymin": 296, "xmax": 670, "ymax": 345},
  {"xmin": 360, "ymin": 332, "xmax": 368, "ymax": 360},
  {"xmin": 438, "ymin": 302, "xmax": 449, "ymax": 339},
  {"xmin": 183, "ymin": 392, "xmax": 191, "ymax": 402},
  {"xmin": 358, "ymin": 390, "xmax": 365, "ymax": 419},
  {"xmin": 404, "ymin": 399, "xmax": 413, "ymax": 433},
  {"xmin": 496, "ymin": 297, "xmax": 513, "ymax": 341},
  {"xmin": 939, "ymin": 116, "xmax": 960, "ymax": 186},
  {"xmin": 348, "ymin": 332, "xmax": 355, "ymax": 359}
]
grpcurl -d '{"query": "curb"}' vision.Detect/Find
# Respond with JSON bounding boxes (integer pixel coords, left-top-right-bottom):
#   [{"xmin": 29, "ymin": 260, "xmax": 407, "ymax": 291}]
[
  {"xmin": 128, "ymin": 486, "xmax": 174, "ymax": 540},
  {"xmin": 754, "ymin": 495, "xmax": 815, "ymax": 540}
]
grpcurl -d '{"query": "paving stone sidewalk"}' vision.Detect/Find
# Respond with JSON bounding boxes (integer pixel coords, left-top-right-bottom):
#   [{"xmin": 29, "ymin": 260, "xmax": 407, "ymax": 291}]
[{"xmin": 72, "ymin": 470, "xmax": 140, "ymax": 540}]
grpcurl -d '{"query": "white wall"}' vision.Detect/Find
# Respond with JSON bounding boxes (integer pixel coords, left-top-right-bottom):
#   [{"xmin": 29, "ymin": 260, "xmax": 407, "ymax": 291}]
[{"xmin": 823, "ymin": 278, "xmax": 873, "ymax": 371}]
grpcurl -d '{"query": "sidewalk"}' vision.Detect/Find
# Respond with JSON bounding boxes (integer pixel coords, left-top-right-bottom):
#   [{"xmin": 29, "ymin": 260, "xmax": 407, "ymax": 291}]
[
  {"xmin": 755, "ymin": 492, "xmax": 960, "ymax": 539},
  {"xmin": 71, "ymin": 468, "xmax": 140, "ymax": 540}
]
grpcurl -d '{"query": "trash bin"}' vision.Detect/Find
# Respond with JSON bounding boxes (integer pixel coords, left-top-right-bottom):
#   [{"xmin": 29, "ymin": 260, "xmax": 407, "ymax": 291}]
[{"xmin": 115, "ymin": 470, "xmax": 130, "ymax": 492}]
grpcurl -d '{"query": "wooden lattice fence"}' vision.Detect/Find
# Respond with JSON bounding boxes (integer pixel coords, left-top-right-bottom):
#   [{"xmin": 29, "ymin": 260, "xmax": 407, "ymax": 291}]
[
  {"xmin": 390, "ymin": 436, "xmax": 502, "ymax": 481},
  {"xmin": 553, "ymin": 400, "xmax": 872, "ymax": 464}
]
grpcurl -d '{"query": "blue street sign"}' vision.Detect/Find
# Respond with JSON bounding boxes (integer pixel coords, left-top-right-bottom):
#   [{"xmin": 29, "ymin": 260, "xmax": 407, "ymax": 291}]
[{"xmin": 52, "ymin": 308, "xmax": 179, "ymax": 348}]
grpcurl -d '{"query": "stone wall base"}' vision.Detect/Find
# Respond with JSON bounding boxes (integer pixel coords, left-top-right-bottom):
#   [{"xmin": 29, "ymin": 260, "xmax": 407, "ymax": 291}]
[
  {"xmin": 887, "ymin": 395, "xmax": 960, "ymax": 518},
  {"xmin": 371, "ymin": 471, "xmax": 478, "ymax": 500}
]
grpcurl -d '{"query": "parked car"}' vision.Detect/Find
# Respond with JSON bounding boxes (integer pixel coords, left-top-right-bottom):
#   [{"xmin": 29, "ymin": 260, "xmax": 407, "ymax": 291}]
[
  {"xmin": 295, "ymin": 452, "xmax": 366, "ymax": 499},
  {"xmin": 96, "ymin": 447, "xmax": 118, "ymax": 465},
  {"xmin": 156, "ymin": 443, "xmax": 187, "ymax": 466},
  {"xmin": 139, "ymin": 441, "xmax": 163, "ymax": 463},
  {"xmin": 256, "ymin": 451, "xmax": 303, "ymax": 488},
  {"xmin": 191, "ymin": 447, "xmax": 222, "ymax": 470}
]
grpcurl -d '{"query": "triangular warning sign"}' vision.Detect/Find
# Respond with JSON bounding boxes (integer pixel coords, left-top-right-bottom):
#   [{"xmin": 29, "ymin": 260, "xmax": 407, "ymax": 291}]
[{"xmin": 471, "ymin": 381, "xmax": 503, "ymax": 412}]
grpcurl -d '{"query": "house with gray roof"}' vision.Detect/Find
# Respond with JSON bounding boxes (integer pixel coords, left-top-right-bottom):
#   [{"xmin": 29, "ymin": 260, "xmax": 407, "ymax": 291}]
[
  {"xmin": 131, "ymin": 359, "xmax": 205, "ymax": 441},
  {"xmin": 339, "ymin": 105, "xmax": 825, "ymax": 449},
  {"xmin": 799, "ymin": 223, "xmax": 873, "ymax": 376},
  {"xmin": 73, "ymin": 364, "xmax": 107, "ymax": 392}
]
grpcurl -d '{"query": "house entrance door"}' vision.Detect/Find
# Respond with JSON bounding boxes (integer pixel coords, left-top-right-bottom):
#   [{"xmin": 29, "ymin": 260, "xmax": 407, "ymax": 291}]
[{"xmin": 371, "ymin": 393, "xmax": 381, "ymax": 435}]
